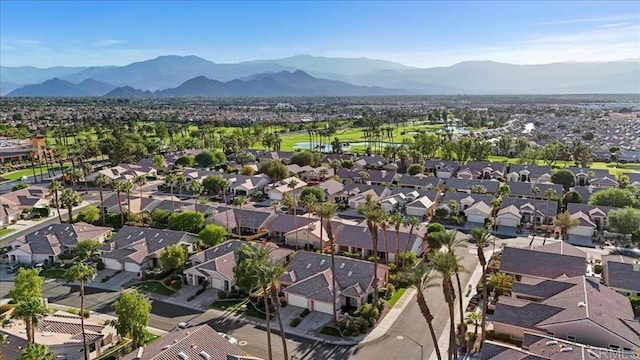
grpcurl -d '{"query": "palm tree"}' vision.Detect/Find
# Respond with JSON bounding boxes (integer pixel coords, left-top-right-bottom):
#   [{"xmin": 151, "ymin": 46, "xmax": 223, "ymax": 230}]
[
  {"xmin": 18, "ymin": 343, "xmax": 55, "ymax": 360},
  {"xmin": 164, "ymin": 172, "xmax": 177, "ymax": 211},
  {"xmin": 438, "ymin": 231, "xmax": 467, "ymax": 331},
  {"xmin": 135, "ymin": 176, "xmax": 147, "ymax": 200},
  {"xmin": 390, "ymin": 213, "xmax": 404, "ymax": 265},
  {"xmin": 176, "ymin": 174, "xmax": 187, "ymax": 200},
  {"xmin": 400, "ymin": 264, "xmax": 442, "ymax": 360},
  {"xmin": 261, "ymin": 260, "xmax": 289, "ymax": 360},
  {"xmin": 530, "ymin": 186, "xmax": 540, "ymax": 229},
  {"xmin": 487, "ymin": 272, "xmax": 513, "ymax": 297},
  {"xmin": 113, "ymin": 180, "xmax": 126, "ymax": 226},
  {"xmin": 60, "ymin": 188, "xmax": 81, "ymax": 223},
  {"xmin": 470, "ymin": 227, "xmax": 491, "ymax": 347},
  {"xmin": 402, "ymin": 217, "xmax": 419, "ymax": 268},
  {"xmin": 554, "ymin": 211, "xmax": 579, "ymax": 240},
  {"xmin": 13, "ymin": 298, "xmax": 46, "ymax": 344},
  {"xmin": 465, "ymin": 312, "xmax": 482, "ymax": 342},
  {"xmin": 357, "ymin": 195, "xmax": 385, "ymax": 304},
  {"xmin": 189, "ymin": 181, "xmax": 204, "ymax": 214},
  {"xmin": 232, "ymin": 196, "xmax": 248, "ymax": 237},
  {"xmin": 314, "ymin": 202, "xmax": 339, "ymax": 323},
  {"xmin": 94, "ymin": 174, "xmax": 109, "ymax": 226},
  {"xmin": 82, "ymin": 162, "xmax": 93, "ymax": 194},
  {"xmin": 430, "ymin": 250, "xmax": 459, "ymax": 360},
  {"xmin": 247, "ymin": 245, "xmax": 274, "ymax": 360},
  {"xmin": 50, "ymin": 179, "xmax": 63, "ymax": 223},
  {"xmin": 379, "ymin": 215, "xmax": 390, "ymax": 264},
  {"xmin": 64, "ymin": 262, "xmax": 96, "ymax": 360},
  {"xmin": 282, "ymin": 193, "xmax": 300, "ymax": 250},
  {"xmin": 543, "ymin": 188, "xmax": 555, "ymax": 228},
  {"xmin": 122, "ymin": 181, "xmax": 134, "ymax": 215},
  {"xmin": 301, "ymin": 194, "xmax": 317, "ymax": 251}
]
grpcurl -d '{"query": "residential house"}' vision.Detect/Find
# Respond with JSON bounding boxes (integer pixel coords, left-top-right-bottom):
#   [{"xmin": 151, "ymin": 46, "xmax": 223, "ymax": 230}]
[
  {"xmin": 300, "ymin": 166, "xmax": 333, "ymax": 182},
  {"xmin": 405, "ymin": 192, "xmax": 439, "ymax": 219},
  {"xmin": 103, "ymin": 193, "xmax": 158, "ymax": 215},
  {"xmin": 492, "ymin": 275, "xmax": 640, "ymax": 351},
  {"xmin": 334, "ymin": 184, "xmax": 390, "ymax": 207},
  {"xmin": 254, "ymin": 150, "xmax": 294, "ymax": 164},
  {"xmin": 499, "ymin": 242, "xmax": 587, "ymax": 280},
  {"xmin": 424, "ymin": 160, "xmax": 459, "ymax": 179},
  {"xmin": 456, "ymin": 161, "xmax": 506, "ymax": 180},
  {"xmin": 571, "ymin": 185, "xmax": 603, "ymax": 204},
  {"xmin": 1, "ymin": 310, "xmax": 117, "ymax": 360},
  {"xmin": 365, "ymin": 170, "xmax": 400, "ymax": 186},
  {"xmin": 567, "ymin": 203, "xmax": 613, "ymax": 235},
  {"xmin": 267, "ymin": 176, "xmax": 307, "ymax": 201},
  {"xmin": 279, "ymin": 251, "xmax": 389, "ymax": 314},
  {"xmin": 264, "ymin": 213, "xmax": 313, "ymax": 243},
  {"xmin": 566, "ymin": 167, "xmax": 609, "ymax": 186},
  {"xmin": 590, "ymin": 176, "xmax": 619, "ymax": 189},
  {"xmin": 396, "ymin": 174, "xmax": 442, "ymax": 190},
  {"xmin": 228, "ymin": 174, "xmax": 271, "ymax": 196},
  {"xmin": 0, "ymin": 201, "xmax": 22, "ymax": 226},
  {"xmin": 332, "ymin": 222, "xmax": 425, "ymax": 262},
  {"xmin": 100, "ymin": 226, "xmax": 197, "ymax": 275},
  {"xmin": 438, "ymin": 192, "xmax": 496, "ymax": 227},
  {"xmin": 505, "ymin": 182, "xmax": 563, "ymax": 200},
  {"xmin": 88, "ymin": 163, "xmax": 157, "ymax": 183},
  {"xmin": 443, "ymin": 178, "xmax": 501, "ymax": 194},
  {"xmin": 602, "ymin": 255, "xmax": 640, "ymax": 296},
  {"xmin": 185, "ymin": 239, "xmax": 292, "ymax": 290},
  {"xmin": 379, "ymin": 189, "xmax": 423, "ymax": 213},
  {"xmin": 505, "ymin": 164, "xmax": 552, "ymax": 184},
  {"xmin": 0, "ymin": 185, "xmax": 50, "ymax": 212},
  {"xmin": 207, "ymin": 207, "xmax": 275, "ymax": 235},
  {"xmin": 120, "ymin": 325, "xmax": 256, "ymax": 360},
  {"xmin": 353, "ymin": 155, "xmax": 386, "ymax": 170},
  {"xmin": 316, "ymin": 179, "xmax": 345, "ymax": 201},
  {"xmin": 500, "ymin": 197, "xmax": 559, "ymax": 226},
  {"xmin": 8, "ymin": 222, "xmax": 112, "ymax": 265},
  {"xmin": 627, "ymin": 173, "xmax": 640, "ymax": 188}
]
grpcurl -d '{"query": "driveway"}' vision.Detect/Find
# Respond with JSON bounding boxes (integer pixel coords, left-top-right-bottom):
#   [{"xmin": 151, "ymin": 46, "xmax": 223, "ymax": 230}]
[{"xmin": 93, "ymin": 270, "xmax": 138, "ymax": 291}]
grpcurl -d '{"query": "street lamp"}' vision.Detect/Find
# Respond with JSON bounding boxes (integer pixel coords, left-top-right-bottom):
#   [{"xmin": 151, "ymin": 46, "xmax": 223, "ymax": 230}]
[{"xmin": 388, "ymin": 327, "xmax": 424, "ymax": 359}]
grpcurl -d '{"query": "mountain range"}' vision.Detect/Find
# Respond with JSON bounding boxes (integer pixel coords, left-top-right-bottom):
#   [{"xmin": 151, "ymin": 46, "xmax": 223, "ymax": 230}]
[{"xmin": 2, "ymin": 55, "xmax": 639, "ymax": 96}]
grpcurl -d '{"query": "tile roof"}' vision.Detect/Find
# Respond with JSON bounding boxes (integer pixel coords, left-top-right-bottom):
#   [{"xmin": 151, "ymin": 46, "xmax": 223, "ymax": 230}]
[
  {"xmin": 602, "ymin": 255, "xmax": 640, "ymax": 293},
  {"xmin": 120, "ymin": 324, "xmax": 249, "ymax": 360},
  {"xmin": 500, "ymin": 246, "xmax": 586, "ymax": 279},
  {"xmin": 101, "ymin": 226, "xmax": 195, "ymax": 264}
]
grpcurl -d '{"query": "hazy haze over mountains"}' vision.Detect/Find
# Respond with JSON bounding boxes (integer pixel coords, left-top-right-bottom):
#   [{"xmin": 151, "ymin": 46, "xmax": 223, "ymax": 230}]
[{"xmin": 2, "ymin": 55, "xmax": 639, "ymax": 96}]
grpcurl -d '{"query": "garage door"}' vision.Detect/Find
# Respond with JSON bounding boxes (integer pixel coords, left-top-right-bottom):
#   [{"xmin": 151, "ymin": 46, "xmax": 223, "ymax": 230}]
[
  {"xmin": 124, "ymin": 262, "xmax": 141, "ymax": 273},
  {"xmin": 312, "ymin": 301, "xmax": 334, "ymax": 314},
  {"xmin": 287, "ymin": 294, "xmax": 308, "ymax": 309},
  {"xmin": 467, "ymin": 215, "xmax": 485, "ymax": 224},
  {"xmin": 498, "ymin": 218, "xmax": 519, "ymax": 228},
  {"xmin": 211, "ymin": 278, "xmax": 224, "ymax": 290},
  {"xmin": 103, "ymin": 258, "xmax": 123, "ymax": 271}
]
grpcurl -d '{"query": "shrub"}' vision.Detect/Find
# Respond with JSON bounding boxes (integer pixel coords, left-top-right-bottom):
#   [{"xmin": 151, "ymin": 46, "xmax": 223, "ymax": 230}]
[
  {"xmin": 426, "ymin": 223, "xmax": 445, "ymax": 234},
  {"xmin": 170, "ymin": 279, "xmax": 182, "ymax": 290},
  {"xmin": 280, "ymin": 300, "xmax": 287, "ymax": 307},
  {"xmin": 218, "ymin": 291, "xmax": 228, "ymax": 299},
  {"xmin": 163, "ymin": 278, "xmax": 172, "ymax": 286},
  {"xmin": 187, "ymin": 295, "xmax": 196, "ymax": 302},
  {"xmin": 101, "ymin": 275, "xmax": 112, "ymax": 283},
  {"xmin": 195, "ymin": 288, "xmax": 206, "ymax": 296},
  {"xmin": 290, "ymin": 318, "xmax": 301, "ymax": 327},
  {"xmin": 96, "ymin": 261, "xmax": 105, "ymax": 271},
  {"xmin": 594, "ymin": 264, "xmax": 603, "ymax": 274},
  {"xmin": 387, "ymin": 284, "xmax": 395, "ymax": 299},
  {"xmin": 300, "ymin": 309, "xmax": 310, "ymax": 318}
]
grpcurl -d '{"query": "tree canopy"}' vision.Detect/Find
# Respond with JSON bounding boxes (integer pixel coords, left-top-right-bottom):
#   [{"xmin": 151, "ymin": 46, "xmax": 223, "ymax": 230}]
[
  {"xmin": 299, "ymin": 187, "xmax": 327, "ymax": 203},
  {"xmin": 112, "ymin": 289, "xmax": 151, "ymax": 348},
  {"xmin": 194, "ymin": 151, "xmax": 219, "ymax": 168},
  {"xmin": 259, "ymin": 160, "xmax": 289, "ymax": 181},
  {"xmin": 589, "ymin": 188, "xmax": 639, "ymax": 208},
  {"xmin": 562, "ymin": 190, "xmax": 583, "ymax": 206},
  {"xmin": 407, "ymin": 164, "xmax": 424, "ymax": 176},
  {"xmin": 167, "ymin": 211, "xmax": 205, "ymax": 233},
  {"xmin": 199, "ymin": 224, "xmax": 227, "ymax": 248},
  {"xmin": 79, "ymin": 205, "xmax": 100, "ymax": 224},
  {"xmin": 10, "ymin": 268, "xmax": 44, "ymax": 303},
  {"xmin": 159, "ymin": 244, "xmax": 187, "ymax": 270},
  {"xmin": 289, "ymin": 150, "xmax": 315, "ymax": 166},
  {"xmin": 174, "ymin": 155, "xmax": 194, "ymax": 167},
  {"xmin": 551, "ymin": 169, "xmax": 576, "ymax": 190},
  {"xmin": 202, "ymin": 175, "xmax": 227, "ymax": 195},
  {"xmin": 607, "ymin": 207, "xmax": 640, "ymax": 236}
]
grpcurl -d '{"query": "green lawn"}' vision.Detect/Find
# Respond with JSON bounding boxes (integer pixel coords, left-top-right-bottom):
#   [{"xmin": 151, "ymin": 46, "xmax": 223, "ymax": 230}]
[
  {"xmin": 320, "ymin": 326, "xmax": 342, "ymax": 337},
  {"xmin": 243, "ymin": 303, "xmax": 273, "ymax": 320},
  {"xmin": 130, "ymin": 281, "xmax": 175, "ymax": 296},
  {"xmin": 0, "ymin": 228, "xmax": 15, "ymax": 237},
  {"xmin": 1, "ymin": 162, "xmax": 72, "ymax": 181},
  {"xmin": 388, "ymin": 288, "xmax": 407, "ymax": 307},
  {"xmin": 39, "ymin": 268, "xmax": 66, "ymax": 279}
]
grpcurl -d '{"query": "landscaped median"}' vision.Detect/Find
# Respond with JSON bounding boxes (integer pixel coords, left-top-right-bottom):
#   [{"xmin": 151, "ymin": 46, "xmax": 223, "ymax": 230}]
[{"xmin": 39, "ymin": 268, "xmax": 67, "ymax": 279}]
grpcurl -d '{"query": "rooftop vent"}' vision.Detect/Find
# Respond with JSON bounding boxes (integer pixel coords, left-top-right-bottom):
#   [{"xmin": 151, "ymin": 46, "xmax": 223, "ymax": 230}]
[
  {"xmin": 178, "ymin": 352, "xmax": 188, "ymax": 360},
  {"xmin": 127, "ymin": 235, "xmax": 132, "ymax": 240},
  {"xmin": 306, "ymin": 263, "xmax": 312, "ymax": 269},
  {"xmin": 47, "ymin": 226, "xmax": 52, "ymax": 230},
  {"xmin": 154, "ymin": 233, "xmax": 159, "ymax": 237},
  {"xmin": 136, "ymin": 347, "xmax": 144, "ymax": 359},
  {"xmin": 320, "ymin": 259, "xmax": 325, "ymax": 265},
  {"xmin": 34, "ymin": 231, "xmax": 39, "ymax": 235},
  {"xmin": 199, "ymin": 352, "xmax": 211, "ymax": 360},
  {"xmin": 560, "ymin": 347, "xmax": 573, "ymax": 353},
  {"xmin": 587, "ymin": 349, "xmax": 600, "ymax": 359},
  {"xmin": 161, "ymin": 345, "xmax": 172, "ymax": 350},
  {"xmin": 347, "ymin": 271, "xmax": 353, "ymax": 277},
  {"xmin": 545, "ymin": 341, "xmax": 558, "ymax": 346},
  {"xmin": 158, "ymin": 239, "xmax": 164, "ymax": 243},
  {"xmin": 578, "ymin": 302, "xmax": 586, "ymax": 308},
  {"xmin": 139, "ymin": 231, "xmax": 144, "ymax": 236},
  {"xmin": 41, "ymin": 333, "xmax": 53, "ymax": 337},
  {"xmin": 340, "ymin": 263, "xmax": 345, "ymax": 269}
]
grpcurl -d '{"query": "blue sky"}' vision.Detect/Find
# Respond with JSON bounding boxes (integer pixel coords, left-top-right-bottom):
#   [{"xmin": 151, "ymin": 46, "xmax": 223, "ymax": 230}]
[{"xmin": 1, "ymin": 1, "xmax": 639, "ymax": 68}]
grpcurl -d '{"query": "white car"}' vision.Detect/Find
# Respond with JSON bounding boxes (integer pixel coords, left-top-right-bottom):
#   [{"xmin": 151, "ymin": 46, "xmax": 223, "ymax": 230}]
[
  {"xmin": 176, "ymin": 322, "xmax": 193, "ymax": 330},
  {"xmin": 218, "ymin": 332, "xmax": 238, "ymax": 345}
]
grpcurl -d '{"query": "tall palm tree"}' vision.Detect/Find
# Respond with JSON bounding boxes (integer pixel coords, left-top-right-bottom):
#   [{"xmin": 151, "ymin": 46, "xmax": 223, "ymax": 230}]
[
  {"xmin": 530, "ymin": 186, "xmax": 540, "ymax": 228},
  {"xmin": 261, "ymin": 260, "xmax": 289, "ymax": 360},
  {"xmin": 122, "ymin": 181, "xmax": 134, "ymax": 215},
  {"xmin": 50, "ymin": 179, "xmax": 63, "ymax": 223},
  {"xmin": 82, "ymin": 162, "xmax": 93, "ymax": 194},
  {"xmin": 164, "ymin": 172, "xmax": 177, "ymax": 211},
  {"xmin": 430, "ymin": 250, "xmax": 459, "ymax": 360},
  {"xmin": 94, "ymin": 174, "xmax": 109, "ymax": 226},
  {"xmin": 247, "ymin": 245, "xmax": 274, "ymax": 360},
  {"xmin": 543, "ymin": 188, "xmax": 555, "ymax": 230},
  {"xmin": 301, "ymin": 194, "xmax": 317, "ymax": 251},
  {"xmin": 18, "ymin": 343, "xmax": 55, "ymax": 360},
  {"xmin": 402, "ymin": 217, "xmax": 419, "ymax": 268},
  {"xmin": 232, "ymin": 196, "xmax": 248, "ymax": 237},
  {"xmin": 379, "ymin": 215, "xmax": 390, "ymax": 264},
  {"xmin": 113, "ymin": 180, "xmax": 126, "ymax": 226},
  {"xmin": 438, "ymin": 231, "xmax": 467, "ymax": 330},
  {"xmin": 470, "ymin": 227, "xmax": 492, "ymax": 347},
  {"xmin": 314, "ymin": 202, "xmax": 339, "ymax": 323},
  {"xmin": 60, "ymin": 188, "xmax": 81, "ymax": 223},
  {"xmin": 135, "ymin": 176, "xmax": 147, "ymax": 200},
  {"xmin": 282, "ymin": 193, "xmax": 300, "ymax": 250},
  {"xmin": 189, "ymin": 181, "xmax": 204, "ymax": 214},
  {"xmin": 465, "ymin": 312, "xmax": 482, "ymax": 342},
  {"xmin": 357, "ymin": 195, "xmax": 385, "ymax": 304},
  {"xmin": 400, "ymin": 264, "xmax": 442, "ymax": 360},
  {"xmin": 390, "ymin": 213, "xmax": 404, "ymax": 265},
  {"xmin": 176, "ymin": 174, "xmax": 187, "ymax": 200},
  {"xmin": 13, "ymin": 298, "xmax": 46, "ymax": 344},
  {"xmin": 64, "ymin": 262, "xmax": 96, "ymax": 360}
]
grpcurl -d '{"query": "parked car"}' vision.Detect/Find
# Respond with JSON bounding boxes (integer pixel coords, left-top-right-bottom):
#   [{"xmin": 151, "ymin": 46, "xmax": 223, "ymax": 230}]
[
  {"xmin": 176, "ymin": 322, "xmax": 193, "ymax": 330},
  {"xmin": 218, "ymin": 332, "xmax": 238, "ymax": 345},
  {"xmin": 7, "ymin": 263, "xmax": 21, "ymax": 273}
]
